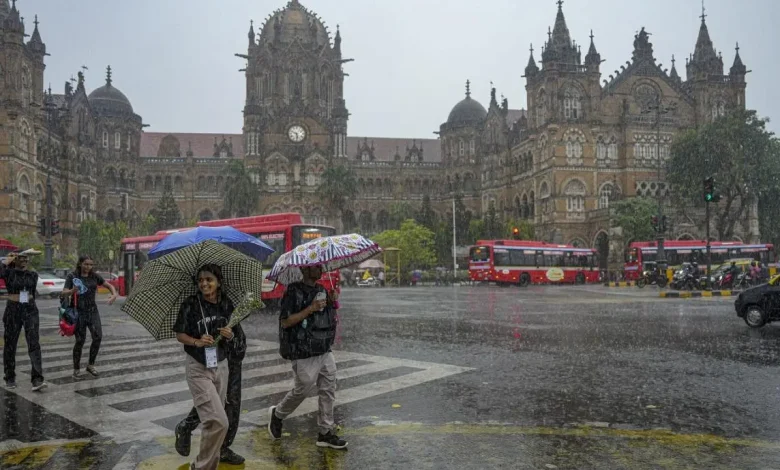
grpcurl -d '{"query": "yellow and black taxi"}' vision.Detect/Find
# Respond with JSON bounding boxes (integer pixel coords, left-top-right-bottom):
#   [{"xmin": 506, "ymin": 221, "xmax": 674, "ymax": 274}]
[{"xmin": 735, "ymin": 274, "xmax": 780, "ymax": 328}]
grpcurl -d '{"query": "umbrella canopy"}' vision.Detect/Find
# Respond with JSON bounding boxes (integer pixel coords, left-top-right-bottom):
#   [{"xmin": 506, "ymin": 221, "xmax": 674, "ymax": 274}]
[
  {"xmin": 121, "ymin": 240, "xmax": 264, "ymax": 340},
  {"xmin": 358, "ymin": 259, "xmax": 384, "ymax": 270},
  {"xmin": 148, "ymin": 226, "xmax": 274, "ymax": 261},
  {"xmin": 267, "ymin": 233, "xmax": 381, "ymax": 285}
]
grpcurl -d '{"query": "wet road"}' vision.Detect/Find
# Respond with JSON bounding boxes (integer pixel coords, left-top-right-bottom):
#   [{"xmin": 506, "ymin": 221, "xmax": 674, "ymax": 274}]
[{"xmin": 2, "ymin": 285, "xmax": 780, "ymax": 469}]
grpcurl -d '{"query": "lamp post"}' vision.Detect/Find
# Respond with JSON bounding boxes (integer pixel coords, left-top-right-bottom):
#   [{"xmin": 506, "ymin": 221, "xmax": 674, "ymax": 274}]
[
  {"xmin": 642, "ymin": 97, "xmax": 677, "ymax": 275},
  {"xmin": 40, "ymin": 88, "xmax": 58, "ymax": 272}
]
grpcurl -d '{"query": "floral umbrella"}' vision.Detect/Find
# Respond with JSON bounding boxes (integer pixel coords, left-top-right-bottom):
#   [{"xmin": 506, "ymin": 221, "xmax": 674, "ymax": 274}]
[{"xmin": 267, "ymin": 233, "xmax": 382, "ymax": 285}]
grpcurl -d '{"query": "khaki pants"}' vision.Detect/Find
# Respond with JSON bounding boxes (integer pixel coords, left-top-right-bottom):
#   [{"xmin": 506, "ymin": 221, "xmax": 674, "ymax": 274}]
[
  {"xmin": 185, "ymin": 355, "xmax": 228, "ymax": 470},
  {"xmin": 275, "ymin": 352, "xmax": 337, "ymax": 435}
]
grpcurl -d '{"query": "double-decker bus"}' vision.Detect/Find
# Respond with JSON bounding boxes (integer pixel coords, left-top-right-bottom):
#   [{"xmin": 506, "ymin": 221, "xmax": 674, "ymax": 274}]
[
  {"xmin": 469, "ymin": 240, "xmax": 599, "ymax": 286},
  {"xmin": 623, "ymin": 240, "xmax": 776, "ymax": 280},
  {"xmin": 120, "ymin": 213, "xmax": 338, "ymax": 301}
]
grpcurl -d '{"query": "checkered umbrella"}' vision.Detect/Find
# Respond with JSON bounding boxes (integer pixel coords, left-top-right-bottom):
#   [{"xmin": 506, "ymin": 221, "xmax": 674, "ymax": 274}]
[
  {"xmin": 267, "ymin": 233, "xmax": 382, "ymax": 285},
  {"xmin": 121, "ymin": 239, "xmax": 264, "ymax": 340}
]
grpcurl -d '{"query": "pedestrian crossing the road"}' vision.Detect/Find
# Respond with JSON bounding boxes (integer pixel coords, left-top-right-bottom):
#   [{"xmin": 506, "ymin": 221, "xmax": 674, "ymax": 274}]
[{"xmin": 11, "ymin": 338, "xmax": 472, "ymax": 443}]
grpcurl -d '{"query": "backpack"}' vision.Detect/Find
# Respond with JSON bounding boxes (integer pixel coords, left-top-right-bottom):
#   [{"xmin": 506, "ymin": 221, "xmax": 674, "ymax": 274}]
[{"xmin": 58, "ymin": 291, "xmax": 79, "ymax": 337}]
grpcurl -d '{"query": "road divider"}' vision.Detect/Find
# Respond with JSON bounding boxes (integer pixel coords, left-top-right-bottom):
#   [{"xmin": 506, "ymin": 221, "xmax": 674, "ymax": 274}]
[
  {"xmin": 604, "ymin": 282, "xmax": 636, "ymax": 287},
  {"xmin": 659, "ymin": 290, "xmax": 738, "ymax": 298}
]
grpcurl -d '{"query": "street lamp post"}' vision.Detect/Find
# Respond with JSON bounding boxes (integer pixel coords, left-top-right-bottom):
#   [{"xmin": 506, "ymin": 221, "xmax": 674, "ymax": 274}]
[{"xmin": 41, "ymin": 89, "xmax": 57, "ymax": 271}]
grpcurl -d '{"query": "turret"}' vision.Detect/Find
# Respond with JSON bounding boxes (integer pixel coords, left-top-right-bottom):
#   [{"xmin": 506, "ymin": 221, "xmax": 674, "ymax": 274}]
[
  {"xmin": 27, "ymin": 14, "xmax": 45, "ymax": 57},
  {"xmin": 524, "ymin": 44, "xmax": 539, "ymax": 78},
  {"xmin": 584, "ymin": 30, "xmax": 601, "ymax": 71},
  {"xmin": 729, "ymin": 43, "xmax": 747, "ymax": 80}
]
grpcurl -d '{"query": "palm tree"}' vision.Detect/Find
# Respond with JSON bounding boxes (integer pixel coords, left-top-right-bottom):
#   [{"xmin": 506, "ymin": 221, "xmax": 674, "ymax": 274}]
[
  {"xmin": 222, "ymin": 160, "xmax": 260, "ymax": 218},
  {"xmin": 318, "ymin": 164, "xmax": 358, "ymax": 230}
]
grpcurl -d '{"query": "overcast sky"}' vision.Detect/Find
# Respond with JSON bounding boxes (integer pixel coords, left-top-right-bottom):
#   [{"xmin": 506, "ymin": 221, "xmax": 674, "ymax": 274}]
[{"xmin": 23, "ymin": 0, "xmax": 780, "ymax": 137}]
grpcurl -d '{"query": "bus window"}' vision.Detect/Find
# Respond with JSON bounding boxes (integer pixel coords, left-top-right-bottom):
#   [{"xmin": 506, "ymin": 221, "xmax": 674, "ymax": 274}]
[
  {"xmin": 292, "ymin": 226, "xmax": 336, "ymax": 248},
  {"xmin": 470, "ymin": 246, "xmax": 490, "ymax": 263},
  {"xmin": 625, "ymin": 248, "xmax": 638, "ymax": 263},
  {"xmin": 494, "ymin": 249, "xmax": 510, "ymax": 266},
  {"xmin": 259, "ymin": 232, "xmax": 286, "ymax": 268}
]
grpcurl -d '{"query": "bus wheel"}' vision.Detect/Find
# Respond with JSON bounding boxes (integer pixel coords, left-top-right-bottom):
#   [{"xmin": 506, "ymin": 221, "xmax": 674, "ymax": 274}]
[
  {"xmin": 575, "ymin": 273, "xmax": 586, "ymax": 285},
  {"xmin": 519, "ymin": 273, "xmax": 531, "ymax": 287}
]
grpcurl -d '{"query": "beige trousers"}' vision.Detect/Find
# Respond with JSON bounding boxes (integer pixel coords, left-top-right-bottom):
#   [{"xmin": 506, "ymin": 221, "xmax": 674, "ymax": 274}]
[
  {"xmin": 275, "ymin": 351, "xmax": 337, "ymax": 435},
  {"xmin": 185, "ymin": 355, "xmax": 228, "ymax": 470}
]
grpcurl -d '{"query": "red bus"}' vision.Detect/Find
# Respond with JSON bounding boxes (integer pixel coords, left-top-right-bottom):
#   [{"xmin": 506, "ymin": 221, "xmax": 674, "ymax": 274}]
[
  {"xmin": 469, "ymin": 240, "xmax": 599, "ymax": 286},
  {"xmin": 623, "ymin": 240, "xmax": 777, "ymax": 280},
  {"xmin": 120, "ymin": 213, "xmax": 339, "ymax": 302}
]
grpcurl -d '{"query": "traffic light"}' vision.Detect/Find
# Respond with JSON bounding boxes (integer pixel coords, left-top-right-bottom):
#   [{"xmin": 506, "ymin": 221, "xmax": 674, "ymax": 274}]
[
  {"xmin": 703, "ymin": 177, "xmax": 720, "ymax": 202},
  {"xmin": 512, "ymin": 227, "xmax": 520, "ymax": 240},
  {"xmin": 38, "ymin": 217, "xmax": 46, "ymax": 237},
  {"xmin": 660, "ymin": 215, "xmax": 668, "ymax": 233},
  {"xmin": 51, "ymin": 219, "xmax": 60, "ymax": 236},
  {"xmin": 651, "ymin": 216, "xmax": 659, "ymax": 232}
]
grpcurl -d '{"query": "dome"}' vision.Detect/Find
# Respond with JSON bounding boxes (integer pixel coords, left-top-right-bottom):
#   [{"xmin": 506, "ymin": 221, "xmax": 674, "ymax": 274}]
[
  {"xmin": 447, "ymin": 95, "xmax": 487, "ymax": 126},
  {"xmin": 88, "ymin": 69, "xmax": 134, "ymax": 116},
  {"xmin": 258, "ymin": 0, "xmax": 330, "ymax": 47}
]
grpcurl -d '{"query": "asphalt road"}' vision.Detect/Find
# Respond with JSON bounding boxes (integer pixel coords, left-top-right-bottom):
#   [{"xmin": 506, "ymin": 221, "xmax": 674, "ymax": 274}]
[{"xmin": 2, "ymin": 285, "xmax": 780, "ymax": 469}]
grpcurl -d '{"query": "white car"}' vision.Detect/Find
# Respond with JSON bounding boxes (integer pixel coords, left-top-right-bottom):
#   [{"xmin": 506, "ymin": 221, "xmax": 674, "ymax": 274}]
[{"xmin": 37, "ymin": 273, "xmax": 66, "ymax": 297}]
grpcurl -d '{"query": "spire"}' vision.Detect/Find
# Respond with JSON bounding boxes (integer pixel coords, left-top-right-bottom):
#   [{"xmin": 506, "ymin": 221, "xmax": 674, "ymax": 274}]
[
  {"xmin": 27, "ymin": 14, "xmax": 45, "ymax": 55},
  {"xmin": 3, "ymin": 0, "xmax": 24, "ymax": 36},
  {"xmin": 248, "ymin": 19, "xmax": 255, "ymax": 46},
  {"xmin": 334, "ymin": 24, "xmax": 341, "ymax": 54},
  {"xmin": 730, "ymin": 42, "xmax": 747, "ymax": 76},
  {"xmin": 551, "ymin": 0, "xmax": 572, "ymax": 49},
  {"xmin": 105, "ymin": 65, "xmax": 112, "ymax": 87},
  {"xmin": 687, "ymin": 1, "xmax": 724, "ymax": 78},
  {"xmin": 542, "ymin": 0, "xmax": 579, "ymax": 66},
  {"xmin": 465, "ymin": 79, "xmax": 471, "ymax": 98},
  {"xmin": 524, "ymin": 44, "xmax": 539, "ymax": 76},
  {"xmin": 669, "ymin": 55, "xmax": 680, "ymax": 80},
  {"xmin": 584, "ymin": 30, "xmax": 601, "ymax": 67}
]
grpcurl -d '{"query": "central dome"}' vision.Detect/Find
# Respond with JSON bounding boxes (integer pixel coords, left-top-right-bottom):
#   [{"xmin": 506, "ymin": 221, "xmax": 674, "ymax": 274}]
[
  {"xmin": 258, "ymin": 0, "xmax": 330, "ymax": 47},
  {"xmin": 89, "ymin": 68, "xmax": 134, "ymax": 117},
  {"xmin": 447, "ymin": 95, "xmax": 487, "ymax": 126}
]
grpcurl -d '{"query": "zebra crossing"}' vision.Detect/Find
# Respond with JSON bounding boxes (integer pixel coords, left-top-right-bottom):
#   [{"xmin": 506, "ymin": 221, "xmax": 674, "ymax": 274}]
[{"xmin": 12, "ymin": 337, "xmax": 472, "ymax": 443}]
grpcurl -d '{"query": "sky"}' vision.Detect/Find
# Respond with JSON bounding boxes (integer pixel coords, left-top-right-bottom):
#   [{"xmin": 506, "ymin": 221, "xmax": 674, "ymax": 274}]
[{"xmin": 22, "ymin": 0, "xmax": 780, "ymax": 138}]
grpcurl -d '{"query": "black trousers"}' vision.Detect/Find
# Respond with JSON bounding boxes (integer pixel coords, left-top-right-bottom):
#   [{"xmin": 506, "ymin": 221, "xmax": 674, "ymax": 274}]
[
  {"xmin": 180, "ymin": 358, "xmax": 242, "ymax": 450},
  {"xmin": 73, "ymin": 308, "xmax": 103, "ymax": 370},
  {"xmin": 3, "ymin": 304, "xmax": 44, "ymax": 384}
]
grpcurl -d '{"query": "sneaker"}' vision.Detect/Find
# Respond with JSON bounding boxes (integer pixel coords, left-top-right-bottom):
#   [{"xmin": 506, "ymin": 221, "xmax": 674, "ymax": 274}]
[
  {"xmin": 220, "ymin": 448, "xmax": 245, "ymax": 465},
  {"xmin": 174, "ymin": 421, "xmax": 191, "ymax": 457},
  {"xmin": 31, "ymin": 380, "xmax": 48, "ymax": 392},
  {"xmin": 4, "ymin": 380, "xmax": 16, "ymax": 390},
  {"xmin": 86, "ymin": 365, "xmax": 99, "ymax": 377},
  {"xmin": 316, "ymin": 431, "xmax": 348, "ymax": 449},
  {"xmin": 73, "ymin": 369, "xmax": 81, "ymax": 379},
  {"xmin": 268, "ymin": 406, "xmax": 282, "ymax": 440}
]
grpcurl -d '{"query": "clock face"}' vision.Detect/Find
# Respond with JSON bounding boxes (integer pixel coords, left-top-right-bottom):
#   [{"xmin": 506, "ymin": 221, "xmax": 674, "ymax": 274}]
[{"xmin": 288, "ymin": 125, "xmax": 306, "ymax": 143}]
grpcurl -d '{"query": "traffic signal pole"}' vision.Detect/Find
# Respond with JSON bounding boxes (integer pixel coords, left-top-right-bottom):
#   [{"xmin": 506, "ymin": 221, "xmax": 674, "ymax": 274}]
[{"xmin": 705, "ymin": 198, "xmax": 711, "ymax": 290}]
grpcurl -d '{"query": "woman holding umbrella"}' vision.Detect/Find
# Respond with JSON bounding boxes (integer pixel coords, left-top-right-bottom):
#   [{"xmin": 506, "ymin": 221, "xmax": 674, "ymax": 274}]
[{"xmin": 173, "ymin": 263, "xmax": 239, "ymax": 470}]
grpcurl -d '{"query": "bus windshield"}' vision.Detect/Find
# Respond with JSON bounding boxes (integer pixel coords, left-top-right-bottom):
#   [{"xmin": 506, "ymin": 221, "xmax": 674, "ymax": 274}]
[
  {"xmin": 470, "ymin": 246, "xmax": 491, "ymax": 263},
  {"xmin": 258, "ymin": 232, "xmax": 286, "ymax": 268},
  {"xmin": 292, "ymin": 226, "xmax": 335, "ymax": 248}
]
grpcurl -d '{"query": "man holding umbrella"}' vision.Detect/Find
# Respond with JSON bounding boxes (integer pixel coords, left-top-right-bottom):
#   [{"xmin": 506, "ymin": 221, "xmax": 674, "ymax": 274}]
[{"xmin": 267, "ymin": 263, "xmax": 347, "ymax": 449}]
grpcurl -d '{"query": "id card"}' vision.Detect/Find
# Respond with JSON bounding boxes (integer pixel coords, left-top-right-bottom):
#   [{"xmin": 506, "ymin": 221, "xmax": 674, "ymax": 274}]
[
  {"xmin": 19, "ymin": 290, "xmax": 29, "ymax": 304},
  {"xmin": 205, "ymin": 347, "xmax": 218, "ymax": 369}
]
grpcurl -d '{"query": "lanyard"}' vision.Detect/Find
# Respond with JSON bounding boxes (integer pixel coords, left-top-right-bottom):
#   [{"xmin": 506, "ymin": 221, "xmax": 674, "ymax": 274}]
[{"xmin": 197, "ymin": 299, "xmax": 208, "ymax": 337}]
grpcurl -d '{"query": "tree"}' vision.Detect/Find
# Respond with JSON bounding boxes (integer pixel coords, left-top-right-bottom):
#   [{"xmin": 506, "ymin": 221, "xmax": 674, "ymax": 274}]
[
  {"xmin": 611, "ymin": 197, "xmax": 657, "ymax": 243},
  {"xmin": 433, "ymin": 221, "xmax": 453, "ymax": 267},
  {"xmin": 483, "ymin": 201, "xmax": 501, "ymax": 239},
  {"xmin": 318, "ymin": 164, "xmax": 358, "ymax": 227},
  {"xmin": 372, "ymin": 220, "xmax": 436, "ymax": 275},
  {"xmin": 4, "ymin": 233, "xmax": 45, "ymax": 270},
  {"xmin": 453, "ymin": 192, "xmax": 471, "ymax": 245},
  {"xmin": 468, "ymin": 219, "xmax": 485, "ymax": 244},
  {"xmin": 222, "ymin": 160, "xmax": 259, "ymax": 218},
  {"xmin": 129, "ymin": 214, "xmax": 157, "ymax": 237},
  {"xmin": 758, "ymin": 139, "xmax": 780, "ymax": 246},
  {"xmin": 504, "ymin": 218, "xmax": 535, "ymax": 240},
  {"xmin": 669, "ymin": 110, "xmax": 777, "ymax": 240},
  {"xmin": 77, "ymin": 219, "xmax": 128, "ymax": 271},
  {"xmin": 149, "ymin": 184, "xmax": 181, "ymax": 232},
  {"xmin": 388, "ymin": 201, "xmax": 415, "ymax": 229},
  {"xmin": 416, "ymin": 193, "xmax": 437, "ymax": 230}
]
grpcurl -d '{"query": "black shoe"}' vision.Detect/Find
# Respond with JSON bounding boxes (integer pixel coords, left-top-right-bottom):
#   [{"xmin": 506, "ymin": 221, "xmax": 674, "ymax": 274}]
[
  {"xmin": 4, "ymin": 380, "xmax": 16, "ymax": 390},
  {"xmin": 316, "ymin": 431, "xmax": 348, "ymax": 449},
  {"xmin": 268, "ymin": 406, "xmax": 282, "ymax": 440},
  {"xmin": 174, "ymin": 421, "xmax": 191, "ymax": 457},
  {"xmin": 220, "ymin": 447, "xmax": 245, "ymax": 465}
]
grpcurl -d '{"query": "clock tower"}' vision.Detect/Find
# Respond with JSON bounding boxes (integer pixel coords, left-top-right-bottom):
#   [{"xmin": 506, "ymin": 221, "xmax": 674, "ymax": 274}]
[{"xmin": 240, "ymin": 0, "xmax": 349, "ymax": 198}]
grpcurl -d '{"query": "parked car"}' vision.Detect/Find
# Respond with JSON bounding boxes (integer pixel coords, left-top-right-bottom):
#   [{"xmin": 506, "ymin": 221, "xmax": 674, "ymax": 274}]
[
  {"xmin": 37, "ymin": 272, "xmax": 67, "ymax": 298},
  {"xmin": 734, "ymin": 274, "xmax": 780, "ymax": 328}
]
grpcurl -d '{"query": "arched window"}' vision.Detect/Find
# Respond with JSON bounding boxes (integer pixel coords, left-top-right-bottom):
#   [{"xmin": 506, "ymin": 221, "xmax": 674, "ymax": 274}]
[
  {"xmin": 18, "ymin": 175, "xmax": 30, "ymax": 219},
  {"xmin": 127, "ymin": 132, "xmax": 132, "ymax": 151},
  {"xmin": 114, "ymin": 131, "xmax": 121, "ymax": 150},
  {"xmin": 529, "ymin": 191, "xmax": 535, "ymax": 217},
  {"xmin": 469, "ymin": 139, "xmax": 475, "ymax": 155},
  {"xmin": 607, "ymin": 137, "xmax": 618, "ymax": 164},
  {"xmin": 459, "ymin": 140, "xmax": 465, "ymax": 157},
  {"xmin": 563, "ymin": 89, "xmax": 582, "ymax": 120},
  {"xmin": 521, "ymin": 194, "xmax": 529, "ymax": 219},
  {"xmin": 144, "ymin": 176, "xmax": 153, "ymax": 190},
  {"xmin": 536, "ymin": 90, "xmax": 547, "ymax": 126},
  {"xmin": 102, "ymin": 131, "xmax": 109, "ymax": 148},
  {"xmin": 712, "ymin": 100, "xmax": 726, "ymax": 120},
  {"xmin": 564, "ymin": 179, "xmax": 586, "ymax": 216},
  {"xmin": 19, "ymin": 120, "xmax": 31, "ymax": 157},
  {"xmin": 564, "ymin": 130, "xmax": 584, "ymax": 166},
  {"xmin": 599, "ymin": 183, "xmax": 614, "ymax": 209}
]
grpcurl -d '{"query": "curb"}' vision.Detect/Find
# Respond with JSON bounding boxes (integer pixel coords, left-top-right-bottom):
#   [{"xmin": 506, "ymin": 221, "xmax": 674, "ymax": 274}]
[
  {"xmin": 659, "ymin": 290, "xmax": 739, "ymax": 298},
  {"xmin": 604, "ymin": 282, "xmax": 636, "ymax": 288}
]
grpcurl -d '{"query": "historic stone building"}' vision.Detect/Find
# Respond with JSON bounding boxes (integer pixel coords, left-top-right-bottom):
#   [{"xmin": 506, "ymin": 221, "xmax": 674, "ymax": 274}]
[{"xmin": 0, "ymin": 0, "xmax": 757, "ymax": 263}]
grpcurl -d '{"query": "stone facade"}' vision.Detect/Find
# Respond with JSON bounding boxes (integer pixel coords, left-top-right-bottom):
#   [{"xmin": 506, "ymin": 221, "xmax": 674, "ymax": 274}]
[{"xmin": 0, "ymin": 0, "xmax": 758, "ymax": 262}]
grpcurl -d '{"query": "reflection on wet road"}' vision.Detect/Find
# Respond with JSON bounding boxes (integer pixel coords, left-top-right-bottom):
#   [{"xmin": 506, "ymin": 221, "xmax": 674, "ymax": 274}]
[{"xmin": 2, "ymin": 285, "xmax": 780, "ymax": 469}]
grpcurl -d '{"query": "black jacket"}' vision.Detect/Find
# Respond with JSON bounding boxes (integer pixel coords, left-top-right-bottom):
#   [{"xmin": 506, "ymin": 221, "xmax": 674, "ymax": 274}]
[{"xmin": 278, "ymin": 282, "xmax": 337, "ymax": 361}]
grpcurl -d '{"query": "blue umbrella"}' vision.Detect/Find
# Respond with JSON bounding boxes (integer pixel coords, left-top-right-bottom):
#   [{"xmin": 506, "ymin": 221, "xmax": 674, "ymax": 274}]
[{"xmin": 148, "ymin": 226, "xmax": 275, "ymax": 262}]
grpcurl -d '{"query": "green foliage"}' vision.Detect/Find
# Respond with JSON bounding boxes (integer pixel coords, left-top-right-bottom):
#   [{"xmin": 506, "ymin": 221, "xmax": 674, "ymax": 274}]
[
  {"xmin": 388, "ymin": 201, "xmax": 415, "ymax": 229},
  {"xmin": 669, "ymin": 110, "xmax": 776, "ymax": 240},
  {"xmin": 611, "ymin": 197, "xmax": 658, "ymax": 243},
  {"xmin": 432, "ymin": 221, "xmax": 453, "ymax": 268},
  {"xmin": 77, "ymin": 220, "xmax": 129, "ymax": 271},
  {"xmin": 468, "ymin": 219, "xmax": 485, "ymax": 244},
  {"xmin": 149, "ymin": 185, "xmax": 181, "ymax": 232},
  {"xmin": 454, "ymin": 193, "xmax": 471, "ymax": 244},
  {"xmin": 3, "ymin": 233, "xmax": 44, "ymax": 270},
  {"xmin": 416, "ymin": 193, "xmax": 437, "ymax": 230},
  {"xmin": 222, "ymin": 160, "xmax": 259, "ymax": 218},
  {"xmin": 319, "ymin": 165, "xmax": 358, "ymax": 218},
  {"xmin": 129, "ymin": 214, "xmax": 157, "ymax": 237},
  {"xmin": 483, "ymin": 201, "xmax": 501, "ymax": 239},
  {"xmin": 504, "ymin": 218, "xmax": 535, "ymax": 240},
  {"xmin": 372, "ymin": 220, "xmax": 436, "ymax": 274},
  {"xmin": 758, "ymin": 138, "xmax": 780, "ymax": 246}
]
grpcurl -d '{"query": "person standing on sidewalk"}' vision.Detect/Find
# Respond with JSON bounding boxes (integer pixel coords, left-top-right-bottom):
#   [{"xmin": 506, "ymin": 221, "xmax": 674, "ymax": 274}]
[
  {"xmin": 1, "ymin": 250, "xmax": 47, "ymax": 391},
  {"xmin": 61, "ymin": 255, "xmax": 117, "ymax": 379},
  {"xmin": 175, "ymin": 317, "xmax": 247, "ymax": 465},
  {"xmin": 174, "ymin": 264, "xmax": 237, "ymax": 470},
  {"xmin": 267, "ymin": 264, "xmax": 347, "ymax": 449}
]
